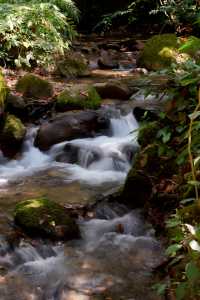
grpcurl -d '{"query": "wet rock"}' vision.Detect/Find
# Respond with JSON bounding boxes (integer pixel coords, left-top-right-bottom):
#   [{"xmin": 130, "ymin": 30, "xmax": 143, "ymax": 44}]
[
  {"xmin": 56, "ymin": 143, "xmax": 101, "ymax": 167},
  {"xmin": 6, "ymin": 93, "xmax": 26, "ymax": 117},
  {"xmin": 120, "ymin": 169, "xmax": 152, "ymax": 208},
  {"xmin": 138, "ymin": 34, "xmax": 179, "ymax": 70},
  {"xmin": 56, "ymin": 52, "xmax": 89, "ymax": 78},
  {"xmin": 16, "ymin": 74, "xmax": 53, "ymax": 99},
  {"xmin": 0, "ymin": 114, "xmax": 26, "ymax": 158},
  {"xmin": 121, "ymin": 143, "xmax": 138, "ymax": 162},
  {"xmin": 56, "ymin": 84, "xmax": 101, "ymax": 111},
  {"xmin": 14, "ymin": 197, "xmax": 80, "ymax": 240},
  {"xmin": 34, "ymin": 110, "xmax": 110, "ymax": 151},
  {"xmin": 98, "ymin": 49, "xmax": 119, "ymax": 69},
  {"xmin": 93, "ymin": 81, "xmax": 130, "ymax": 100}
]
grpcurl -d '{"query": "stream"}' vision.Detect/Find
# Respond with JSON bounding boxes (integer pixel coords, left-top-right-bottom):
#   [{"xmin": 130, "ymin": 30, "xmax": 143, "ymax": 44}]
[{"xmin": 0, "ymin": 106, "xmax": 164, "ymax": 300}]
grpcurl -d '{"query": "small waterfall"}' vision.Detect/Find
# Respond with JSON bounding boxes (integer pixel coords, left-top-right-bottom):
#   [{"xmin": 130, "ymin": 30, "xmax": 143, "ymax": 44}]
[
  {"xmin": 0, "ymin": 206, "xmax": 163, "ymax": 300},
  {"xmin": 0, "ymin": 109, "xmax": 138, "ymax": 187}
]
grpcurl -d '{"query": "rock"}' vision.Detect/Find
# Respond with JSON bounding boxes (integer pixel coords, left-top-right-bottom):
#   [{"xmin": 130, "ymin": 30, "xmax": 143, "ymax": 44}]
[
  {"xmin": 120, "ymin": 169, "xmax": 152, "ymax": 208},
  {"xmin": 0, "ymin": 114, "xmax": 26, "ymax": 158},
  {"xmin": 16, "ymin": 74, "xmax": 53, "ymax": 99},
  {"xmin": 56, "ymin": 143, "xmax": 101, "ymax": 167},
  {"xmin": 56, "ymin": 84, "xmax": 101, "ymax": 111},
  {"xmin": 56, "ymin": 52, "xmax": 89, "ymax": 78},
  {"xmin": 34, "ymin": 110, "xmax": 110, "ymax": 151},
  {"xmin": 14, "ymin": 197, "xmax": 80, "ymax": 240},
  {"xmin": 138, "ymin": 34, "xmax": 179, "ymax": 70},
  {"xmin": 93, "ymin": 81, "xmax": 130, "ymax": 100},
  {"xmin": 6, "ymin": 93, "xmax": 26, "ymax": 117},
  {"xmin": 98, "ymin": 49, "xmax": 119, "ymax": 69},
  {"xmin": 0, "ymin": 71, "xmax": 9, "ymax": 126}
]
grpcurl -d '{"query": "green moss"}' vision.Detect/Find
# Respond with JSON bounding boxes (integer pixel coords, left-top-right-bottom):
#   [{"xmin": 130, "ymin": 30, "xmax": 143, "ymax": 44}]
[
  {"xmin": 14, "ymin": 197, "xmax": 80, "ymax": 239},
  {"xmin": 16, "ymin": 74, "xmax": 53, "ymax": 99},
  {"xmin": 56, "ymin": 85, "xmax": 101, "ymax": 111},
  {"xmin": 3, "ymin": 114, "xmax": 26, "ymax": 140},
  {"xmin": 138, "ymin": 121, "xmax": 160, "ymax": 147},
  {"xmin": 0, "ymin": 71, "xmax": 9, "ymax": 112},
  {"xmin": 57, "ymin": 52, "xmax": 88, "ymax": 78},
  {"xmin": 138, "ymin": 34, "xmax": 179, "ymax": 70}
]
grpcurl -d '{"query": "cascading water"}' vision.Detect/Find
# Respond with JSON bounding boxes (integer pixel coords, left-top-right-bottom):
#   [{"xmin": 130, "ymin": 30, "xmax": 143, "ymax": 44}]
[
  {"xmin": 0, "ymin": 108, "xmax": 164, "ymax": 300},
  {"xmin": 0, "ymin": 206, "xmax": 164, "ymax": 300},
  {"xmin": 0, "ymin": 109, "xmax": 138, "ymax": 187}
]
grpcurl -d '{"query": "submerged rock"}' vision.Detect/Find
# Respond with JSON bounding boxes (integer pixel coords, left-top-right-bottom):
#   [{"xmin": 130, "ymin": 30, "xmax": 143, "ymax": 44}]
[
  {"xmin": 138, "ymin": 34, "xmax": 179, "ymax": 70},
  {"xmin": 56, "ymin": 84, "xmax": 101, "ymax": 111},
  {"xmin": 16, "ymin": 74, "xmax": 53, "ymax": 99},
  {"xmin": 14, "ymin": 197, "xmax": 80, "ymax": 240},
  {"xmin": 0, "ymin": 114, "xmax": 26, "ymax": 158},
  {"xmin": 35, "ymin": 110, "xmax": 110, "ymax": 151}
]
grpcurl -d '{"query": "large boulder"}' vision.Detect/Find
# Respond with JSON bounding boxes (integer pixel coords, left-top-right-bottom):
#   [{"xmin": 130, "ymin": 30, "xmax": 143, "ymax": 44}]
[
  {"xmin": 93, "ymin": 81, "xmax": 131, "ymax": 100},
  {"xmin": 14, "ymin": 197, "xmax": 80, "ymax": 240},
  {"xmin": 138, "ymin": 34, "xmax": 179, "ymax": 70},
  {"xmin": 0, "ymin": 71, "xmax": 9, "ymax": 126},
  {"xmin": 0, "ymin": 114, "xmax": 26, "ymax": 158},
  {"xmin": 56, "ymin": 52, "xmax": 89, "ymax": 78},
  {"xmin": 16, "ymin": 74, "xmax": 53, "ymax": 99},
  {"xmin": 56, "ymin": 84, "xmax": 101, "ymax": 111},
  {"xmin": 34, "ymin": 110, "xmax": 110, "ymax": 151}
]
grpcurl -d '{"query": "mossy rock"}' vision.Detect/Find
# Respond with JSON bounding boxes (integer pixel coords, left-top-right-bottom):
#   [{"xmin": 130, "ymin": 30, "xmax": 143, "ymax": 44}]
[
  {"xmin": 0, "ymin": 71, "xmax": 9, "ymax": 124},
  {"xmin": 56, "ymin": 84, "xmax": 101, "ymax": 111},
  {"xmin": 14, "ymin": 197, "xmax": 80, "ymax": 240},
  {"xmin": 57, "ymin": 52, "xmax": 89, "ymax": 78},
  {"xmin": 3, "ymin": 114, "xmax": 26, "ymax": 140},
  {"xmin": 138, "ymin": 34, "xmax": 179, "ymax": 70},
  {"xmin": 120, "ymin": 169, "xmax": 152, "ymax": 208},
  {"xmin": 16, "ymin": 74, "xmax": 53, "ymax": 99},
  {"xmin": 0, "ymin": 114, "xmax": 26, "ymax": 157},
  {"xmin": 138, "ymin": 121, "xmax": 160, "ymax": 147}
]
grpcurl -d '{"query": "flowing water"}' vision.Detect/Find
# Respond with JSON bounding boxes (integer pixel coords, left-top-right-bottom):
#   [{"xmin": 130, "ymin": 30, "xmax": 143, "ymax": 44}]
[{"xmin": 0, "ymin": 107, "xmax": 164, "ymax": 300}]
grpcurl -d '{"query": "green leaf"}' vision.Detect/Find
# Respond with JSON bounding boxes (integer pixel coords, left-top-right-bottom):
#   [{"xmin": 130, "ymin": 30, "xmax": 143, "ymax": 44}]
[
  {"xmin": 185, "ymin": 262, "xmax": 200, "ymax": 282},
  {"xmin": 165, "ymin": 243, "xmax": 182, "ymax": 257},
  {"xmin": 176, "ymin": 282, "xmax": 188, "ymax": 300},
  {"xmin": 152, "ymin": 283, "xmax": 167, "ymax": 295}
]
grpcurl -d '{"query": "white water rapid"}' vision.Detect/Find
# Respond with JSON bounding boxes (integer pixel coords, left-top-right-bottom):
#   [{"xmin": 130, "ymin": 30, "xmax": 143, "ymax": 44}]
[
  {"xmin": 0, "ymin": 206, "xmax": 164, "ymax": 300},
  {"xmin": 0, "ymin": 109, "xmax": 138, "ymax": 187},
  {"xmin": 0, "ymin": 108, "xmax": 164, "ymax": 300}
]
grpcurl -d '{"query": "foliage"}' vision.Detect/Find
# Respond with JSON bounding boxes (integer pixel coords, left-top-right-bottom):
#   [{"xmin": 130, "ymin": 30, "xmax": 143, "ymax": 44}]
[
  {"xmin": 151, "ymin": 0, "xmax": 200, "ymax": 32},
  {"xmin": 139, "ymin": 37, "xmax": 200, "ymax": 299},
  {"xmin": 164, "ymin": 212, "xmax": 200, "ymax": 299},
  {"xmin": 0, "ymin": 0, "xmax": 79, "ymax": 68},
  {"xmin": 94, "ymin": 0, "xmax": 200, "ymax": 34},
  {"xmin": 93, "ymin": 0, "xmax": 157, "ymax": 33}
]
